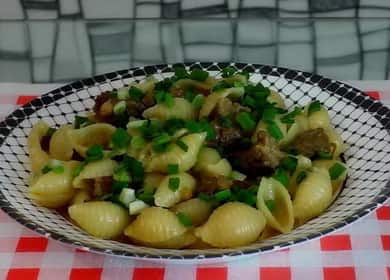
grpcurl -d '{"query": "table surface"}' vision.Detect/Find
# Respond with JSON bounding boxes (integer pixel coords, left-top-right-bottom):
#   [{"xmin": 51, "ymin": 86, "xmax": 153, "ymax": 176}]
[{"xmin": 0, "ymin": 81, "xmax": 389, "ymax": 280}]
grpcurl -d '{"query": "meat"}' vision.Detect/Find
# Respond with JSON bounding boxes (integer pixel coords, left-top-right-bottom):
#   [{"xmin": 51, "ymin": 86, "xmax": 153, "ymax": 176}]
[
  {"xmin": 211, "ymin": 121, "xmax": 243, "ymax": 149},
  {"xmin": 230, "ymin": 130, "xmax": 285, "ymax": 176},
  {"xmin": 196, "ymin": 175, "xmax": 233, "ymax": 194},
  {"xmin": 288, "ymin": 128, "xmax": 331, "ymax": 158}
]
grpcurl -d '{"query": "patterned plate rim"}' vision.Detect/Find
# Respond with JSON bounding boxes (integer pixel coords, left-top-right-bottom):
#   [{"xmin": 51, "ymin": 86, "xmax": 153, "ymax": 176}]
[{"xmin": 0, "ymin": 62, "xmax": 390, "ymax": 261}]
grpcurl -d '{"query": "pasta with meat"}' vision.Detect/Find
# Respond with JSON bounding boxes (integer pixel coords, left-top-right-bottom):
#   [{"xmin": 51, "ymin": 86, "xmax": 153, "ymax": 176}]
[{"xmin": 26, "ymin": 66, "xmax": 348, "ymax": 249}]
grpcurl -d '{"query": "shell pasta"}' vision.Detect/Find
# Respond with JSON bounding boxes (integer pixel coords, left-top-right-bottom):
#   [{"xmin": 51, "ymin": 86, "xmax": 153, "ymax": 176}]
[{"xmin": 27, "ymin": 66, "xmax": 348, "ymax": 249}]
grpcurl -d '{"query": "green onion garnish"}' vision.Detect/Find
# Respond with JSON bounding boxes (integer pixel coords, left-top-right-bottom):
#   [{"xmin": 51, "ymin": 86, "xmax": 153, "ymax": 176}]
[
  {"xmin": 136, "ymin": 189, "xmax": 154, "ymax": 205},
  {"xmin": 280, "ymin": 156, "xmax": 298, "ymax": 172},
  {"xmin": 154, "ymin": 78, "xmax": 173, "ymax": 91},
  {"xmin": 267, "ymin": 121, "xmax": 284, "ymax": 141},
  {"xmin": 317, "ymin": 151, "xmax": 333, "ymax": 160},
  {"xmin": 176, "ymin": 139, "xmax": 188, "ymax": 152},
  {"xmin": 113, "ymin": 101, "xmax": 127, "ymax": 115},
  {"xmin": 42, "ymin": 160, "xmax": 64, "ymax": 174},
  {"xmin": 281, "ymin": 107, "xmax": 302, "ymax": 124},
  {"xmin": 155, "ymin": 91, "xmax": 174, "ymax": 108},
  {"xmin": 130, "ymin": 136, "xmax": 145, "ymax": 149},
  {"xmin": 197, "ymin": 192, "xmax": 213, "ymax": 201},
  {"xmin": 45, "ymin": 127, "xmax": 56, "ymax": 136},
  {"xmin": 118, "ymin": 156, "xmax": 144, "ymax": 185},
  {"xmin": 110, "ymin": 128, "xmax": 130, "ymax": 151},
  {"xmin": 212, "ymin": 81, "xmax": 230, "ymax": 92},
  {"xmin": 113, "ymin": 168, "xmax": 131, "ymax": 183},
  {"xmin": 152, "ymin": 133, "xmax": 171, "ymax": 152},
  {"xmin": 176, "ymin": 212, "xmax": 193, "ymax": 227},
  {"xmin": 185, "ymin": 120, "xmax": 216, "ymax": 140},
  {"xmin": 169, "ymin": 177, "xmax": 180, "ymax": 191},
  {"xmin": 41, "ymin": 165, "xmax": 51, "ymax": 174},
  {"xmin": 192, "ymin": 94, "xmax": 205, "ymax": 109},
  {"xmin": 236, "ymin": 112, "xmax": 256, "ymax": 131},
  {"xmin": 85, "ymin": 144, "xmax": 104, "ymax": 162},
  {"xmin": 51, "ymin": 165, "xmax": 65, "ymax": 174},
  {"xmin": 112, "ymin": 181, "xmax": 128, "ymax": 193},
  {"xmin": 235, "ymin": 188, "xmax": 257, "ymax": 206},
  {"xmin": 214, "ymin": 189, "xmax": 232, "ymax": 201},
  {"xmin": 219, "ymin": 116, "xmax": 232, "ymax": 128},
  {"xmin": 72, "ymin": 163, "xmax": 85, "ymax": 177},
  {"xmin": 296, "ymin": 170, "xmax": 307, "ymax": 184},
  {"xmin": 222, "ymin": 66, "xmax": 236, "ymax": 78},
  {"xmin": 189, "ymin": 68, "xmax": 209, "ymax": 81},
  {"xmin": 242, "ymin": 96, "xmax": 256, "ymax": 108},
  {"xmin": 129, "ymin": 86, "xmax": 144, "ymax": 102},
  {"xmin": 265, "ymin": 199, "xmax": 276, "ymax": 211},
  {"xmin": 262, "ymin": 106, "xmax": 278, "ymax": 122},
  {"xmin": 174, "ymin": 66, "xmax": 189, "ymax": 79},
  {"xmin": 273, "ymin": 168, "xmax": 289, "ymax": 187},
  {"xmin": 167, "ymin": 164, "xmax": 179, "ymax": 174},
  {"xmin": 329, "ymin": 163, "xmax": 346, "ymax": 180},
  {"xmin": 74, "ymin": 116, "xmax": 91, "ymax": 129},
  {"xmin": 184, "ymin": 90, "xmax": 195, "ymax": 102},
  {"xmin": 308, "ymin": 101, "xmax": 321, "ymax": 115}
]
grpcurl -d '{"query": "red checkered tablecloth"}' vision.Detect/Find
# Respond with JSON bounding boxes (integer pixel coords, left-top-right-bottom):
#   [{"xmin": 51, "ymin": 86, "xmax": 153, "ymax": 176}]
[{"xmin": 0, "ymin": 83, "xmax": 389, "ymax": 280}]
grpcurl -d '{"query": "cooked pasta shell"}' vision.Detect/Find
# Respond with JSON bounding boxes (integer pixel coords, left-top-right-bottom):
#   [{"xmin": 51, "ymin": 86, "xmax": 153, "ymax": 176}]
[
  {"xmin": 268, "ymin": 90, "xmax": 286, "ymax": 109},
  {"xmin": 257, "ymin": 177, "xmax": 294, "ymax": 233},
  {"xmin": 28, "ymin": 121, "xmax": 50, "ymax": 173},
  {"xmin": 154, "ymin": 173, "xmax": 196, "ymax": 208},
  {"xmin": 313, "ymin": 159, "xmax": 348, "ymax": 195},
  {"xmin": 195, "ymin": 202, "xmax": 266, "ymax": 248},
  {"xmin": 293, "ymin": 167, "xmax": 332, "ymax": 222},
  {"xmin": 29, "ymin": 161, "xmax": 80, "ymax": 208},
  {"xmin": 325, "ymin": 129, "xmax": 345, "ymax": 158},
  {"xmin": 145, "ymin": 132, "xmax": 207, "ymax": 173},
  {"xmin": 135, "ymin": 231, "xmax": 197, "ymax": 249},
  {"xmin": 280, "ymin": 114, "xmax": 309, "ymax": 146},
  {"xmin": 143, "ymin": 173, "xmax": 165, "ymax": 193},
  {"xmin": 143, "ymin": 98, "xmax": 195, "ymax": 121},
  {"xmin": 172, "ymin": 198, "xmax": 213, "ymax": 226},
  {"xmin": 171, "ymin": 77, "xmax": 215, "ymax": 93},
  {"xmin": 49, "ymin": 124, "xmax": 73, "ymax": 161},
  {"xmin": 194, "ymin": 147, "xmax": 232, "ymax": 177},
  {"xmin": 69, "ymin": 123, "xmax": 116, "ymax": 157},
  {"xmin": 136, "ymin": 76, "xmax": 157, "ymax": 94},
  {"xmin": 199, "ymin": 87, "xmax": 245, "ymax": 118},
  {"xmin": 124, "ymin": 207, "xmax": 187, "ymax": 244},
  {"xmin": 253, "ymin": 116, "xmax": 287, "ymax": 142},
  {"xmin": 71, "ymin": 189, "xmax": 91, "ymax": 205},
  {"xmin": 307, "ymin": 107, "xmax": 331, "ymax": 130},
  {"xmin": 73, "ymin": 159, "xmax": 117, "ymax": 189},
  {"xmin": 257, "ymin": 225, "xmax": 280, "ymax": 241},
  {"xmin": 69, "ymin": 201, "xmax": 130, "ymax": 239}
]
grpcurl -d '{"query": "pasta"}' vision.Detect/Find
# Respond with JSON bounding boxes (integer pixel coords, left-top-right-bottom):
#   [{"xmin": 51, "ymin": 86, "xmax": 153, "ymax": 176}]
[{"xmin": 26, "ymin": 66, "xmax": 348, "ymax": 249}]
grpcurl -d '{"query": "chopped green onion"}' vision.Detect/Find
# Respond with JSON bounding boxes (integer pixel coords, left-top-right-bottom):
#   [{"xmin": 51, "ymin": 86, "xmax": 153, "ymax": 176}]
[
  {"xmin": 41, "ymin": 165, "xmax": 51, "ymax": 174},
  {"xmin": 127, "ymin": 119, "xmax": 147, "ymax": 129},
  {"xmin": 152, "ymin": 133, "xmax": 171, "ymax": 152},
  {"xmin": 236, "ymin": 112, "xmax": 256, "ymax": 131},
  {"xmin": 214, "ymin": 189, "xmax": 232, "ymax": 202},
  {"xmin": 136, "ymin": 189, "xmax": 154, "ymax": 205},
  {"xmin": 201, "ymin": 121, "xmax": 216, "ymax": 140},
  {"xmin": 219, "ymin": 116, "xmax": 232, "ymax": 128},
  {"xmin": 308, "ymin": 101, "xmax": 321, "ymax": 115},
  {"xmin": 242, "ymin": 96, "xmax": 257, "ymax": 108},
  {"xmin": 317, "ymin": 151, "xmax": 333, "ymax": 160},
  {"xmin": 262, "ymin": 106, "xmax": 278, "ymax": 122},
  {"xmin": 155, "ymin": 78, "xmax": 173, "ymax": 92},
  {"xmin": 113, "ymin": 100, "xmax": 127, "ymax": 115},
  {"xmin": 267, "ymin": 121, "xmax": 284, "ymax": 141},
  {"xmin": 51, "ymin": 165, "xmax": 64, "ymax": 174},
  {"xmin": 119, "ymin": 155, "xmax": 144, "ymax": 185},
  {"xmin": 129, "ymin": 86, "xmax": 144, "ymax": 102},
  {"xmin": 130, "ymin": 136, "xmax": 145, "ymax": 150},
  {"xmin": 176, "ymin": 212, "xmax": 193, "ymax": 227},
  {"xmin": 169, "ymin": 177, "xmax": 180, "ymax": 191},
  {"xmin": 235, "ymin": 188, "xmax": 257, "ymax": 206},
  {"xmin": 167, "ymin": 164, "xmax": 179, "ymax": 174},
  {"xmin": 198, "ymin": 192, "xmax": 214, "ymax": 202},
  {"xmin": 129, "ymin": 199, "xmax": 149, "ymax": 215},
  {"xmin": 248, "ymin": 185, "xmax": 259, "ymax": 194},
  {"xmin": 296, "ymin": 170, "xmax": 307, "ymax": 184},
  {"xmin": 233, "ymin": 81, "xmax": 245, "ymax": 88},
  {"xmin": 117, "ymin": 87, "xmax": 129, "ymax": 100},
  {"xmin": 329, "ymin": 163, "xmax": 346, "ymax": 180},
  {"xmin": 185, "ymin": 120, "xmax": 216, "ymax": 140},
  {"xmin": 113, "ymin": 169, "xmax": 131, "ymax": 183},
  {"xmin": 230, "ymin": 170, "xmax": 247, "ymax": 181},
  {"xmin": 155, "ymin": 91, "xmax": 175, "ymax": 108},
  {"xmin": 281, "ymin": 107, "xmax": 302, "ymax": 124},
  {"xmin": 273, "ymin": 168, "xmax": 289, "ymax": 187},
  {"xmin": 174, "ymin": 66, "xmax": 189, "ymax": 79},
  {"xmin": 72, "ymin": 163, "xmax": 85, "ymax": 177},
  {"xmin": 118, "ymin": 188, "xmax": 136, "ymax": 207},
  {"xmin": 85, "ymin": 144, "xmax": 104, "ymax": 162},
  {"xmin": 192, "ymin": 94, "xmax": 205, "ymax": 109},
  {"xmin": 139, "ymin": 120, "xmax": 164, "ymax": 139},
  {"xmin": 184, "ymin": 90, "xmax": 195, "ymax": 102},
  {"xmin": 176, "ymin": 139, "xmax": 188, "ymax": 152},
  {"xmin": 189, "ymin": 68, "xmax": 209, "ymax": 81},
  {"xmin": 110, "ymin": 128, "xmax": 130, "ymax": 151},
  {"xmin": 265, "ymin": 199, "xmax": 276, "ymax": 211},
  {"xmin": 74, "ymin": 116, "xmax": 91, "ymax": 129},
  {"xmin": 280, "ymin": 156, "xmax": 298, "ymax": 172},
  {"xmin": 112, "ymin": 180, "xmax": 128, "ymax": 193},
  {"xmin": 45, "ymin": 127, "xmax": 56, "ymax": 137},
  {"xmin": 212, "ymin": 81, "xmax": 230, "ymax": 92},
  {"xmin": 222, "ymin": 66, "xmax": 236, "ymax": 78},
  {"xmin": 164, "ymin": 92, "xmax": 175, "ymax": 108}
]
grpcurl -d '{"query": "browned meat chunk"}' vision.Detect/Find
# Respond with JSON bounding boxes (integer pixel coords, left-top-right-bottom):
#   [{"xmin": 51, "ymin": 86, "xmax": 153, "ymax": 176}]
[
  {"xmin": 196, "ymin": 175, "xmax": 233, "ymax": 194},
  {"xmin": 288, "ymin": 128, "xmax": 331, "ymax": 157},
  {"xmin": 230, "ymin": 130, "xmax": 285, "ymax": 176},
  {"xmin": 211, "ymin": 121, "xmax": 243, "ymax": 148}
]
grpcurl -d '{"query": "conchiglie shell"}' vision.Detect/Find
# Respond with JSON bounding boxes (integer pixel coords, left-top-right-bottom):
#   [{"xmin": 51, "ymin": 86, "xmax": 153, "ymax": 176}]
[
  {"xmin": 325, "ymin": 129, "xmax": 345, "ymax": 158},
  {"xmin": 124, "ymin": 207, "xmax": 187, "ymax": 244},
  {"xmin": 172, "ymin": 77, "xmax": 215, "ymax": 92},
  {"xmin": 145, "ymin": 132, "xmax": 207, "ymax": 173},
  {"xmin": 49, "ymin": 124, "xmax": 73, "ymax": 161},
  {"xmin": 280, "ymin": 114, "xmax": 309, "ymax": 146},
  {"xmin": 287, "ymin": 156, "xmax": 312, "ymax": 198},
  {"xmin": 222, "ymin": 74, "xmax": 248, "ymax": 86},
  {"xmin": 143, "ymin": 98, "xmax": 195, "ymax": 121},
  {"xmin": 194, "ymin": 147, "xmax": 232, "ymax": 177},
  {"xmin": 186, "ymin": 238, "xmax": 213, "ymax": 249},
  {"xmin": 143, "ymin": 173, "xmax": 165, "ymax": 193},
  {"xmin": 199, "ymin": 87, "xmax": 244, "ymax": 118},
  {"xmin": 28, "ymin": 121, "xmax": 50, "ymax": 173},
  {"xmin": 73, "ymin": 159, "xmax": 117, "ymax": 189},
  {"xmin": 134, "ymin": 231, "xmax": 197, "ymax": 249},
  {"xmin": 253, "ymin": 116, "xmax": 287, "ymax": 142},
  {"xmin": 307, "ymin": 107, "xmax": 331, "ymax": 130},
  {"xmin": 195, "ymin": 202, "xmax": 266, "ymax": 248},
  {"xmin": 154, "ymin": 173, "xmax": 196, "ymax": 208},
  {"xmin": 296, "ymin": 155, "xmax": 312, "ymax": 170},
  {"xmin": 257, "ymin": 225, "xmax": 280, "ymax": 241},
  {"xmin": 313, "ymin": 160, "xmax": 347, "ymax": 195},
  {"xmin": 268, "ymin": 90, "xmax": 286, "ymax": 109},
  {"xmin": 293, "ymin": 167, "xmax": 332, "ymax": 223},
  {"xmin": 136, "ymin": 76, "xmax": 157, "ymax": 94},
  {"xmin": 257, "ymin": 177, "xmax": 294, "ymax": 233},
  {"xmin": 71, "ymin": 189, "xmax": 91, "ymax": 205},
  {"xmin": 69, "ymin": 201, "xmax": 130, "ymax": 239},
  {"xmin": 194, "ymin": 147, "xmax": 221, "ymax": 169},
  {"xmin": 29, "ymin": 161, "xmax": 80, "ymax": 208},
  {"xmin": 172, "ymin": 198, "xmax": 213, "ymax": 226},
  {"xmin": 69, "ymin": 123, "xmax": 116, "ymax": 157}
]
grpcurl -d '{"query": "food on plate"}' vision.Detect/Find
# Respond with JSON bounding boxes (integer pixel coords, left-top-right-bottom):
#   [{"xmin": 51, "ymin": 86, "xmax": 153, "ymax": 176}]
[{"xmin": 27, "ymin": 66, "xmax": 347, "ymax": 248}]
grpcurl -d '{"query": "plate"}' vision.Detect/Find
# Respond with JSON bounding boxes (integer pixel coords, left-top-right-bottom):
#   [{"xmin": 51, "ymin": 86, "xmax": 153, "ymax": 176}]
[{"xmin": 0, "ymin": 62, "xmax": 389, "ymax": 263}]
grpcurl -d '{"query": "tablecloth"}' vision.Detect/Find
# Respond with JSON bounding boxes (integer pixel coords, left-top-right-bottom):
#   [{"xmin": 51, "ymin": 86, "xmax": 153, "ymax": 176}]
[{"xmin": 0, "ymin": 82, "xmax": 389, "ymax": 280}]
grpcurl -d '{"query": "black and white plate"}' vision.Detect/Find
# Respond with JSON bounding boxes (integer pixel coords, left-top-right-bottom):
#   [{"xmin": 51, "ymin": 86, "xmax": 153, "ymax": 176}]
[{"xmin": 0, "ymin": 62, "xmax": 389, "ymax": 263}]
